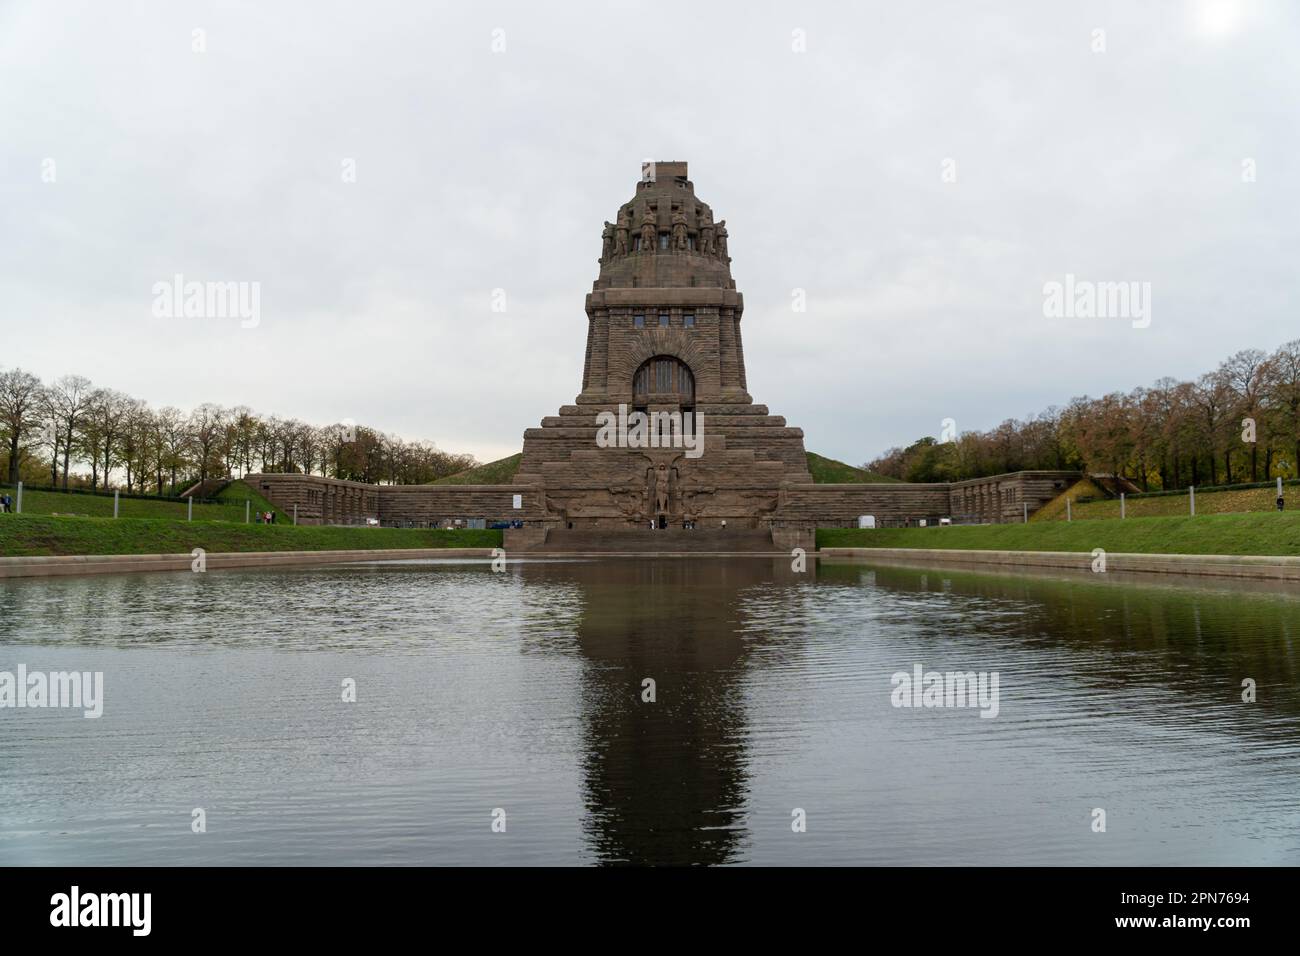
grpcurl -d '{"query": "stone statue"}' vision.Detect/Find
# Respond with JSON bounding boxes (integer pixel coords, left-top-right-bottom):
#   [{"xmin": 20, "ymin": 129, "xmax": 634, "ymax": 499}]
[
  {"xmin": 639, "ymin": 206, "xmax": 657, "ymax": 253},
  {"xmin": 698, "ymin": 209, "xmax": 714, "ymax": 256},
  {"xmin": 600, "ymin": 220, "xmax": 614, "ymax": 262},
  {"xmin": 671, "ymin": 208, "xmax": 688, "ymax": 250},
  {"xmin": 653, "ymin": 463, "xmax": 671, "ymax": 514},
  {"xmin": 715, "ymin": 219, "xmax": 728, "ymax": 260},
  {"xmin": 614, "ymin": 209, "xmax": 631, "ymax": 256}
]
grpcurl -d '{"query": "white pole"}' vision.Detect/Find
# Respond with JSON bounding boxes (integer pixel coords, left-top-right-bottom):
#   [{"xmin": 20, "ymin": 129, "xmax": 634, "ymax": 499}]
[
  {"xmin": 1066, "ymin": 498, "xmax": 1071, "ymax": 522},
  {"xmin": 15, "ymin": 481, "xmax": 21, "ymax": 514},
  {"xmin": 293, "ymin": 503, "xmax": 298, "ymax": 526},
  {"xmin": 113, "ymin": 489, "xmax": 119, "ymax": 519},
  {"xmin": 245, "ymin": 500, "xmax": 250, "ymax": 524},
  {"xmin": 1120, "ymin": 492, "xmax": 1125, "ymax": 519},
  {"xmin": 1189, "ymin": 486, "xmax": 1195, "ymax": 516},
  {"xmin": 188, "ymin": 497, "xmax": 193, "ymax": 522},
  {"xmin": 1022, "ymin": 502, "xmax": 1028, "ymax": 523}
]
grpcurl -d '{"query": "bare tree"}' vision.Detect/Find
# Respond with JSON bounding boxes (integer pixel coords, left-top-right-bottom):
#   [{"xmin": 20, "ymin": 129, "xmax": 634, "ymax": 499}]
[
  {"xmin": 0, "ymin": 367, "xmax": 45, "ymax": 484},
  {"xmin": 47, "ymin": 375, "xmax": 93, "ymax": 489}
]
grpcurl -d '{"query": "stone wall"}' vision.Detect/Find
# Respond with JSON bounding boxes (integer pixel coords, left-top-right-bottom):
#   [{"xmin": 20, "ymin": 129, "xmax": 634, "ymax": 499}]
[{"xmin": 948, "ymin": 471, "xmax": 1080, "ymax": 524}]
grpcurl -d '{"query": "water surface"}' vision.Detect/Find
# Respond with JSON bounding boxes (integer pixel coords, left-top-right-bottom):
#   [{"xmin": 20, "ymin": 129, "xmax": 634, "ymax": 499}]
[{"xmin": 1, "ymin": 557, "xmax": 1297, "ymax": 865}]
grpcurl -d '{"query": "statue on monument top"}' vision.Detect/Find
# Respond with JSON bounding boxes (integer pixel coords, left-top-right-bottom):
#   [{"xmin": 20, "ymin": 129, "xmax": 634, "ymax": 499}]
[
  {"xmin": 715, "ymin": 219, "xmax": 729, "ymax": 260},
  {"xmin": 614, "ymin": 208, "xmax": 631, "ymax": 257},
  {"xmin": 639, "ymin": 205, "xmax": 657, "ymax": 253},
  {"xmin": 698, "ymin": 208, "xmax": 714, "ymax": 256},
  {"xmin": 671, "ymin": 207, "xmax": 688, "ymax": 250},
  {"xmin": 600, "ymin": 220, "xmax": 615, "ymax": 262}
]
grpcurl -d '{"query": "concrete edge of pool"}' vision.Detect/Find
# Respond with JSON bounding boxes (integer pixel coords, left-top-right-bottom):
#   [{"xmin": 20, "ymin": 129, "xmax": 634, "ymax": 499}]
[
  {"xmin": 2, "ymin": 546, "xmax": 1300, "ymax": 580},
  {"xmin": 820, "ymin": 547, "xmax": 1300, "ymax": 581}
]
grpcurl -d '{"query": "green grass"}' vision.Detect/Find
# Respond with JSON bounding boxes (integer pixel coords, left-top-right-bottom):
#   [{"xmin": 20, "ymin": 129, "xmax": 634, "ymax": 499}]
[
  {"xmin": 433, "ymin": 453, "xmax": 522, "ymax": 485},
  {"xmin": 816, "ymin": 511, "xmax": 1300, "ymax": 557},
  {"xmin": 0, "ymin": 513, "xmax": 502, "ymax": 557},
  {"xmin": 214, "ymin": 479, "xmax": 284, "ymax": 517},
  {"xmin": 1064, "ymin": 485, "xmax": 1291, "ymax": 521},
  {"xmin": 1028, "ymin": 477, "xmax": 1102, "ymax": 522},
  {"xmin": 428, "ymin": 450, "xmax": 897, "ymax": 486},
  {"xmin": 1, "ymin": 483, "xmax": 249, "ymax": 523},
  {"xmin": 806, "ymin": 452, "xmax": 899, "ymax": 484}
]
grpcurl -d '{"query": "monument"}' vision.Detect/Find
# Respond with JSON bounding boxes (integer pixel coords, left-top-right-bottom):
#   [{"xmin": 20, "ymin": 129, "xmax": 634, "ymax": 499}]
[
  {"xmin": 250, "ymin": 162, "xmax": 1079, "ymax": 547},
  {"xmin": 513, "ymin": 160, "xmax": 813, "ymax": 537}
]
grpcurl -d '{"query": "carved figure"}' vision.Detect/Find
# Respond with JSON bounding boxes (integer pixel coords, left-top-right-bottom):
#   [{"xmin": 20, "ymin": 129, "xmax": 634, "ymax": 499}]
[
  {"xmin": 671, "ymin": 208, "xmax": 688, "ymax": 250},
  {"xmin": 639, "ymin": 205, "xmax": 657, "ymax": 252},
  {"xmin": 600, "ymin": 220, "xmax": 614, "ymax": 261},
  {"xmin": 614, "ymin": 209, "xmax": 631, "ymax": 256}
]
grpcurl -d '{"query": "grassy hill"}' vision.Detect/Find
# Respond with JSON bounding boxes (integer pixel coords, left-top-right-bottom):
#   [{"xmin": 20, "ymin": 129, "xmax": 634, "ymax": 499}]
[
  {"xmin": 431, "ymin": 451, "xmax": 895, "ymax": 486},
  {"xmin": 0, "ymin": 513, "xmax": 500, "ymax": 558},
  {"xmin": 806, "ymin": 452, "xmax": 900, "ymax": 484},
  {"xmin": 1028, "ymin": 477, "xmax": 1103, "ymax": 522},
  {"xmin": 433, "ymin": 454, "xmax": 523, "ymax": 485},
  {"xmin": 1068, "ymin": 484, "xmax": 1295, "ymax": 520},
  {"xmin": 818, "ymin": 511, "xmax": 1300, "ymax": 557},
  {"xmin": 1, "ymin": 478, "xmax": 291, "ymax": 524},
  {"xmin": 1, "ymin": 483, "xmax": 247, "ymax": 523}
]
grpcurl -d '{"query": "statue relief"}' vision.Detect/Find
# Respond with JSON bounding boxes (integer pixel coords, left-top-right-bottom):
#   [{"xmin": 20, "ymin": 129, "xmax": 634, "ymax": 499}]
[
  {"xmin": 698, "ymin": 212, "xmax": 714, "ymax": 255},
  {"xmin": 639, "ymin": 205, "xmax": 657, "ymax": 252},
  {"xmin": 600, "ymin": 220, "xmax": 614, "ymax": 262},
  {"xmin": 715, "ymin": 219, "xmax": 729, "ymax": 260},
  {"xmin": 614, "ymin": 209, "xmax": 631, "ymax": 256},
  {"xmin": 671, "ymin": 208, "xmax": 688, "ymax": 250},
  {"xmin": 641, "ymin": 459, "xmax": 682, "ymax": 515}
]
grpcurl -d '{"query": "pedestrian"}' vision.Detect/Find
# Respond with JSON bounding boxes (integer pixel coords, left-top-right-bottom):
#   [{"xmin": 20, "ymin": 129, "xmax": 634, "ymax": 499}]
[{"xmin": 270, "ymin": 510, "xmax": 276, "ymax": 524}]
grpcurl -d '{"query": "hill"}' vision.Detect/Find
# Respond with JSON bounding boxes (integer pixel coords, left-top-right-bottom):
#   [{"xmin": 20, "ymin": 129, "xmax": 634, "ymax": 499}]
[
  {"xmin": 806, "ymin": 452, "xmax": 900, "ymax": 484},
  {"xmin": 432, "ymin": 454, "xmax": 523, "ymax": 485},
  {"xmin": 431, "ymin": 451, "xmax": 896, "ymax": 486}
]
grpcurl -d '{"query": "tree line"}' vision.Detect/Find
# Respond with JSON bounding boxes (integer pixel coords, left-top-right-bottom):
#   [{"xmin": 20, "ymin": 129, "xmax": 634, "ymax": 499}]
[
  {"xmin": 0, "ymin": 369, "xmax": 479, "ymax": 493},
  {"xmin": 867, "ymin": 340, "xmax": 1300, "ymax": 489}
]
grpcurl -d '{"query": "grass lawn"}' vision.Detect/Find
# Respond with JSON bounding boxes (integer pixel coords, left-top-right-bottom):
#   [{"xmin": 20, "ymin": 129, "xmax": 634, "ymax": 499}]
[
  {"xmin": 805, "ymin": 452, "xmax": 899, "ymax": 484},
  {"xmin": 0, "ymin": 514, "xmax": 501, "ymax": 557},
  {"xmin": 433, "ymin": 453, "xmax": 522, "ymax": 485},
  {"xmin": 817, "ymin": 511, "xmax": 1300, "ymax": 557},
  {"xmin": 1, "ymin": 483, "xmax": 250, "ymax": 522},
  {"xmin": 1067, "ymin": 485, "xmax": 1291, "ymax": 520}
]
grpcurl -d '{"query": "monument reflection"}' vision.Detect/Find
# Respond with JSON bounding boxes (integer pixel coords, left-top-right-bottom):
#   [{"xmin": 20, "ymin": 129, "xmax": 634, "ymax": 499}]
[{"xmin": 518, "ymin": 557, "xmax": 794, "ymax": 865}]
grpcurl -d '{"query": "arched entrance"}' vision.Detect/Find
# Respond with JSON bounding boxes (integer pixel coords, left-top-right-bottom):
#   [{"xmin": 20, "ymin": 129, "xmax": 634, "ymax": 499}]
[{"xmin": 632, "ymin": 355, "xmax": 695, "ymax": 408}]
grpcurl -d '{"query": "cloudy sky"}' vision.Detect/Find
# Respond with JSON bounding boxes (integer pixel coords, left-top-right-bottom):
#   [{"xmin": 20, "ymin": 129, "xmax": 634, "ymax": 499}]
[{"xmin": 2, "ymin": 0, "xmax": 1296, "ymax": 465}]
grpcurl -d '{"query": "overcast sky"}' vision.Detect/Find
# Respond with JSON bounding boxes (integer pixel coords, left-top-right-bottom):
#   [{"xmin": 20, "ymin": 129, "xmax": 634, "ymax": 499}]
[{"xmin": 2, "ymin": 0, "xmax": 1297, "ymax": 465}]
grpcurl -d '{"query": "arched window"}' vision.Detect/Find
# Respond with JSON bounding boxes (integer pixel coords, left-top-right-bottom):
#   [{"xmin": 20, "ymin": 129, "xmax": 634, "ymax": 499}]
[{"xmin": 633, "ymin": 355, "xmax": 695, "ymax": 405}]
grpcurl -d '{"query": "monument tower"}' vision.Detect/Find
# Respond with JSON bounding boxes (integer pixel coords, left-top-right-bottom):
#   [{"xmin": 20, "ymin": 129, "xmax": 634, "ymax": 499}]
[
  {"xmin": 251, "ymin": 161, "xmax": 1079, "ymax": 537},
  {"xmin": 514, "ymin": 161, "xmax": 812, "ymax": 534}
]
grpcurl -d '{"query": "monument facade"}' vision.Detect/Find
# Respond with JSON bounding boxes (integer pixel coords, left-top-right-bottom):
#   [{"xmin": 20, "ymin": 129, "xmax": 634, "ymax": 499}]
[{"xmin": 251, "ymin": 162, "xmax": 1079, "ymax": 548}]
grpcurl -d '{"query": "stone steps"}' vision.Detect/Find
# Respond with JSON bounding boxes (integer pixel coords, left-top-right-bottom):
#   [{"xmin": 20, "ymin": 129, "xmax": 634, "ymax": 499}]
[{"xmin": 539, "ymin": 528, "xmax": 775, "ymax": 552}]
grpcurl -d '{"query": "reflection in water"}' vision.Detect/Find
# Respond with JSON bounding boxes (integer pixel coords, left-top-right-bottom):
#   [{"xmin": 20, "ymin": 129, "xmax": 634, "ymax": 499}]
[
  {"xmin": 552, "ymin": 559, "xmax": 796, "ymax": 865},
  {"xmin": 0, "ymin": 557, "xmax": 1298, "ymax": 865}
]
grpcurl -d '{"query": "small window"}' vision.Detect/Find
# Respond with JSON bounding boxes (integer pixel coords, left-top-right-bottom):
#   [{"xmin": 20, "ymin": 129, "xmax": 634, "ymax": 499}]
[
  {"xmin": 684, "ymin": 314, "xmax": 696, "ymax": 328},
  {"xmin": 634, "ymin": 315, "xmax": 645, "ymax": 328},
  {"xmin": 658, "ymin": 314, "xmax": 669, "ymax": 328},
  {"xmin": 658, "ymin": 232, "xmax": 670, "ymax": 250}
]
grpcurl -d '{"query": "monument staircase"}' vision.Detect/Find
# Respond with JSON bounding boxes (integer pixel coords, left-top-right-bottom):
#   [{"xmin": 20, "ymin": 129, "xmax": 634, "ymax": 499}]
[{"xmin": 538, "ymin": 527, "xmax": 775, "ymax": 553}]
